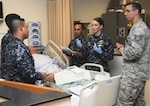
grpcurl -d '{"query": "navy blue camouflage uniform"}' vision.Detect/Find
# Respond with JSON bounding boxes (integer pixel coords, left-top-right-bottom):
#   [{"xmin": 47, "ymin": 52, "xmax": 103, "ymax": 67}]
[
  {"xmin": 69, "ymin": 36, "xmax": 86, "ymax": 67},
  {"xmin": 1, "ymin": 31, "xmax": 12, "ymax": 68},
  {"xmin": 1, "ymin": 36, "xmax": 43, "ymax": 84},
  {"xmin": 1, "ymin": 31, "xmax": 12, "ymax": 49},
  {"xmin": 83, "ymin": 33, "xmax": 114, "ymax": 72}
]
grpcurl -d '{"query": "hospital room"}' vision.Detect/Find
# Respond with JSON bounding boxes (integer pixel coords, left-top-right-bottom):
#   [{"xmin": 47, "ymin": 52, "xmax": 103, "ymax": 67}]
[{"xmin": 0, "ymin": 0, "xmax": 150, "ymax": 106}]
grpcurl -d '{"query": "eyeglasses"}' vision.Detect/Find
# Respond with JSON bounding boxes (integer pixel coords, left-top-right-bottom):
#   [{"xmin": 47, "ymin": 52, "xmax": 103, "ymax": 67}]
[
  {"xmin": 124, "ymin": 9, "xmax": 135, "ymax": 13},
  {"xmin": 74, "ymin": 29, "xmax": 81, "ymax": 31}
]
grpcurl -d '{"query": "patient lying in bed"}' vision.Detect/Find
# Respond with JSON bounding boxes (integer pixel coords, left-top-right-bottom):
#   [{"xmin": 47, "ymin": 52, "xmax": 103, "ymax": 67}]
[
  {"xmin": 32, "ymin": 54, "xmax": 92, "ymax": 83},
  {"xmin": 32, "ymin": 54, "xmax": 110, "ymax": 92}
]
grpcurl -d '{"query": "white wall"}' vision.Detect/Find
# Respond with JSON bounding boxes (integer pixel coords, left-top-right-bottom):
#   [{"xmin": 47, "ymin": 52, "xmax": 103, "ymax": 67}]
[
  {"xmin": 0, "ymin": 0, "xmax": 48, "ymax": 45},
  {"xmin": 0, "ymin": 0, "xmax": 111, "ymax": 44},
  {"xmin": 73, "ymin": 0, "xmax": 110, "ymax": 34},
  {"xmin": 73, "ymin": 0, "xmax": 110, "ymax": 23}
]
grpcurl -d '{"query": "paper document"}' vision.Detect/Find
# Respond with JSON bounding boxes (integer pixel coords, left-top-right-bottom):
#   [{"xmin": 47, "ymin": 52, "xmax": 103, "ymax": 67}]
[
  {"xmin": 61, "ymin": 46, "xmax": 73, "ymax": 56},
  {"xmin": 54, "ymin": 67, "xmax": 91, "ymax": 85}
]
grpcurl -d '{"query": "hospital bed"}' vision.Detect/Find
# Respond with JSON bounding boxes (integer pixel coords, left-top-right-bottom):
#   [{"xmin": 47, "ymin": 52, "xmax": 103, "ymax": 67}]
[
  {"xmin": 38, "ymin": 40, "xmax": 121, "ymax": 106},
  {"xmin": 69, "ymin": 63, "xmax": 120, "ymax": 106},
  {"xmin": 79, "ymin": 75, "xmax": 121, "ymax": 106},
  {"xmin": 43, "ymin": 40, "xmax": 69, "ymax": 69}
]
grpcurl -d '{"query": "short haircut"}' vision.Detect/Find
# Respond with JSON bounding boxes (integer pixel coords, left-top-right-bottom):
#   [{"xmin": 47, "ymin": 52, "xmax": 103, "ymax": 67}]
[
  {"xmin": 5, "ymin": 13, "xmax": 24, "ymax": 30},
  {"xmin": 74, "ymin": 22, "xmax": 85, "ymax": 30},
  {"xmin": 126, "ymin": 2, "xmax": 142, "ymax": 14},
  {"xmin": 10, "ymin": 19, "xmax": 24, "ymax": 34}
]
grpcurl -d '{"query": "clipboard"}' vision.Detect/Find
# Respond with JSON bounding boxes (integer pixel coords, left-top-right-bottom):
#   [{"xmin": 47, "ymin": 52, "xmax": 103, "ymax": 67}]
[{"xmin": 61, "ymin": 46, "xmax": 73, "ymax": 56}]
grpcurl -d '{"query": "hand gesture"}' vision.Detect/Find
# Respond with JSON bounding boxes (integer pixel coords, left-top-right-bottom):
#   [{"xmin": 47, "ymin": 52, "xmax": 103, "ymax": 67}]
[
  {"xmin": 93, "ymin": 43, "xmax": 102, "ymax": 54},
  {"xmin": 44, "ymin": 73, "xmax": 55, "ymax": 82},
  {"xmin": 75, "ymin": 38, "xmax": 82, "ymax": 48},
  {"xmin": 39, "ymin": 72, "xmax": 47, "ymax": 79},
  {"xmin": 116, "ymin": 42, "xmax": 124, "ymax": 53}
]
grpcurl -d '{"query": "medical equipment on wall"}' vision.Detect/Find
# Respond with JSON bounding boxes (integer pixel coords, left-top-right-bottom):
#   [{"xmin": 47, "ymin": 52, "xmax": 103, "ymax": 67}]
[{"xmin": 28, "ymin": 22, "xmax": 41, "ymax": 46}]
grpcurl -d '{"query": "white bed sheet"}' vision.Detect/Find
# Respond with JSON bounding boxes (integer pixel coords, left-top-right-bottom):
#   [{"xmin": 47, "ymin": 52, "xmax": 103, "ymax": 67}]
[
  {"xmin": 32, "ymin": 54, "xmax": 62, "ymax": 74},
  {"xmin": 54, "ymin": 66, "xmax": 91, "ymax": 85}
]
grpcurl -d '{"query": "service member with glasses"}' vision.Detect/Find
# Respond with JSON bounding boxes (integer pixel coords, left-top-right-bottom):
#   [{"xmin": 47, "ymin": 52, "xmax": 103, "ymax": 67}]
[{"xmin": 116, "ymin": 2, "xmax": 150, "ymax": 106}]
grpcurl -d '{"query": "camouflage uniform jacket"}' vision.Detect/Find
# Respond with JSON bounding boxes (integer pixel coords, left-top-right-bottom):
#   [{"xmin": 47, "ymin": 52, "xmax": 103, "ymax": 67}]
[
  {"xmin": 120, "ymin": 19, "xmax": 150, "ymax": 81},
  {"xmin": 1, "ymin": 31, "xmax": 12, "ymax": 64},
  {"xmin": 1, "ymin": 31, "xmax": 12, "ymax": 48},
  {"xmin": 1, "ymin": 36, "xmax": 43, "ymax": 84},
  {"xmin": 68, "ymin": 36, "xmax": 86, "ymax": 67},
  {"xmin": 83, "ymin": 33, "xmax": 114, "ymax": 72}
]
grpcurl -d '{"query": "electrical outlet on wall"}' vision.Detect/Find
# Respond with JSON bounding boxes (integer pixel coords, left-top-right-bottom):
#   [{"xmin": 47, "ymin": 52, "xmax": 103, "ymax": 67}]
[{"xmin": 119, "ymin": 27, "xmax": 125, "ymax": 37}]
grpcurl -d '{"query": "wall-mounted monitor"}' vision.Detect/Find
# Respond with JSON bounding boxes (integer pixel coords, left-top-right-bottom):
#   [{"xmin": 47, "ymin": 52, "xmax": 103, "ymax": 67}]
[{"xmin": 0, "ymin": 1, "xmax": 3, "ymax": 21}]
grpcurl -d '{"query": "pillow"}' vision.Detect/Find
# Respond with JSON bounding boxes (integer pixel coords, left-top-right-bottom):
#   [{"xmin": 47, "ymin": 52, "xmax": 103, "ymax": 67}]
[{"xmin": 32, "ymin": 54, "xmax": 62, "ymax": 74}]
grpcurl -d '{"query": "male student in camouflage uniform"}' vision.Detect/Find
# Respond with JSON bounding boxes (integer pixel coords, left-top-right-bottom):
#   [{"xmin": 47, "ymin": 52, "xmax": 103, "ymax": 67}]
[
  {"xmin": 68, "ymin": 23, "xmax": 86, "ymax": 67},
  {"xmin": 116, "ymin": 2, "xmax": 150, "ymax": 106},
  {"xmin": 1, "ymin": 14, "xmax": 49, "ymax": 84}
]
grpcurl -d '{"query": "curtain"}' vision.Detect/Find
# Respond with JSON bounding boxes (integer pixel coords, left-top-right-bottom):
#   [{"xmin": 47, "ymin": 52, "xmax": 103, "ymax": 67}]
[{"xmin": 48, "ymin": 0, "xmax": 74, "ymax": 47}]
